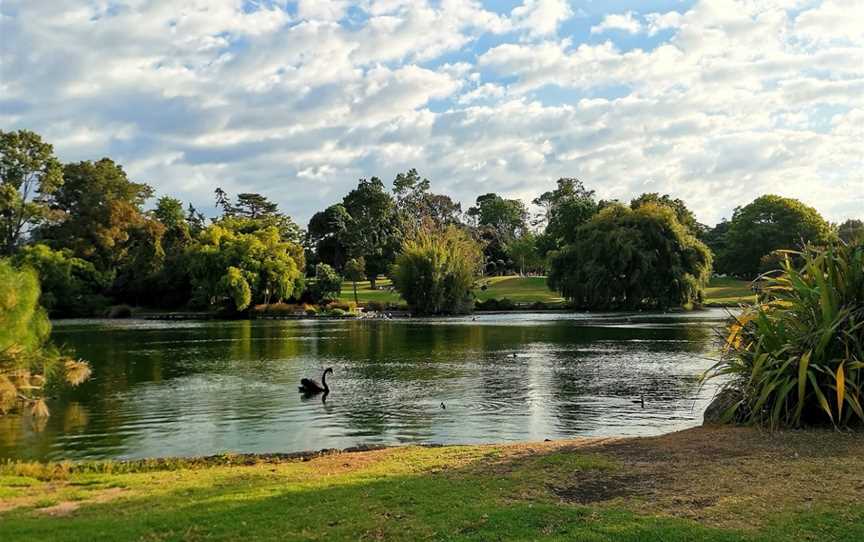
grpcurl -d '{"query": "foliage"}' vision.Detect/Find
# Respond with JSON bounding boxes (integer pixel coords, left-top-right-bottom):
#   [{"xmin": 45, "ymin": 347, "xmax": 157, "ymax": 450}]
[
  {"xmin": 718, "ymin": 195, "xmax": 833, "ymax": 279},
  {"xmin": 341, "ymin": 177, "xmax": 402, "ymax": 288},
  {"xmin": 187, "ymin": 224, "xmax": 303, "ymax": 311},
  {"xmin": 705, "ymin": 242, "xmax": 864, "ymax": 428},
  {"xmin": 548, "ymin": 203, "xmax": 713, "ymax": 310},
  {"xmin": 631, "ymin": 192, "xmax": 703, "ymax": 236},
  {"xmin": 309, "ymin": 263, "xmax": 342, "ymax": 303},
  {"xmin": 343, "ymin": 257, "xmax": 366, "ymax": 305},
  {"xmin": 533, "ymin": 178, "xmax": 598, "ymax": 254},
  {"xmin": 391, "ymin": 225, "xmax": 483, "ymax": 315},
  {"xmin": 506, "ymin": 232, "xmax": 544, "ymax": 275},
  {"xmin": 393, "ymin": 168, "xmax": 462, "ymax": 233},
  {"xmin": 0, "ymin": 259, "xmax": 90, "ymax": 417},
  {"xmin": 838, "ymin": 219, "xmax": 864, "ymax": 244},
  {"xmin": 0, "ymin": 130, "xmax": 64, "ymax": 255},
  {"xmin": 13, "ymin": 244, "xmax": 109, "ymax": 317},
  {"xmin": 306, "ymin": 204, "xmax": 352, "ymax": 271}
]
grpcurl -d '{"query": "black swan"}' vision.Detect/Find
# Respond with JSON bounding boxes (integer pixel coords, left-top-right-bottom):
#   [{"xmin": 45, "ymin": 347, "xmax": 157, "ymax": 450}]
[{"xmin": 299, "ymin": 367, "xmax": 333, "ymax": 394}]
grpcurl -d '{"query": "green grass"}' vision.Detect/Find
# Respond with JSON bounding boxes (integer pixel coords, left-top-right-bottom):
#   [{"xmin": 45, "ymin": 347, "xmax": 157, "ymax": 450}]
[
  {"xmin": 341, "ymin": 276, "xmax": 754, "ymax": 309},
  {"xmin": 2, "ymin": 427, "xmax": 862, "ymax": 541},
  {"xmin": 703, "ymin": 277, "xmax": 756, "ymax": 307}
]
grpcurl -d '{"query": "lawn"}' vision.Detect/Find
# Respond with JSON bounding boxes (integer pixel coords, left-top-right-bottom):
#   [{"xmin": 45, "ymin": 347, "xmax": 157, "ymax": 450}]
[
  {"xmin": 2, "ymin": 427, "xmax": 863, "ymax": 541},
  {"xmin": 703, "ymin": 277, "xmax": 757, "ymax": 307},
  {"xmin": 340, "ymin": 276, "xmax": 753, "ymax": 308}
]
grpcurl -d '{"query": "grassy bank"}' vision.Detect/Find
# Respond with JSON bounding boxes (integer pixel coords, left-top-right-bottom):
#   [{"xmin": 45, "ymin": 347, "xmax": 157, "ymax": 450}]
[
  {"xmin": 2, "ymin": 427, "xmax": 863, "ymax": 541},
  {"xmin": 338, "ymin": 276, "xmax": 752, "ymax": 308}
]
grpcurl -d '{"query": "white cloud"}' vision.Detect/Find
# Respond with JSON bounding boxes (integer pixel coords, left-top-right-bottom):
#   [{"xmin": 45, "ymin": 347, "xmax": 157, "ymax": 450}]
[
  {"xmin": 511, "ymin": 0, "xmax": 573, "ymax": 37},
  {"xmin": 0, "ymin": 0, "xmax": 862, "ymax": 226},
  {"xmin": 591, "ymin": 12, "xmax": 643, "ymax": 35}
]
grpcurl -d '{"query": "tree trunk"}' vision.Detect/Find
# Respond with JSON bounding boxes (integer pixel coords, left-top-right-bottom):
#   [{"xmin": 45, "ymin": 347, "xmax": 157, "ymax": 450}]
[
  {"xmin": 369, "ymin": 274, "xmax": 377, "ymax": 290},
  {"xmin": 353, "ymin": 281, "xmax": 358, "ymax": 305}
]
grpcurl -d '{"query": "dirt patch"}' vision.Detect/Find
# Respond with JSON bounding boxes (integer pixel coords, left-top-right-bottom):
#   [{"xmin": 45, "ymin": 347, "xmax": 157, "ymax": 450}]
[
  {"xmin": 550, "ymin": 473, "xmax": 650, "ymax": 504},
  {"xmin": 38, "ymin": 501, "xmax": 80, "ymax": 517}
]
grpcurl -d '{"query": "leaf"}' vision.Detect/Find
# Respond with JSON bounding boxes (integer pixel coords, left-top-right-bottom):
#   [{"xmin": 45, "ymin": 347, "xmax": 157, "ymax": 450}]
[
  {"xmin": 795, "ymin": 351, "xmax": 812, "ymax": 423},
  {"xmin": 836, "ymin": 362, "xmax": 845, "ymax": 419}
]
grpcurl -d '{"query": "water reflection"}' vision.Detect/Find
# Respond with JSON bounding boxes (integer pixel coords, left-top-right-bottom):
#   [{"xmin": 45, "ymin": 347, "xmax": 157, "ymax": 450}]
[{"xmin": 0, "ymin": 311, "xmax": 728, "ymax": 460}]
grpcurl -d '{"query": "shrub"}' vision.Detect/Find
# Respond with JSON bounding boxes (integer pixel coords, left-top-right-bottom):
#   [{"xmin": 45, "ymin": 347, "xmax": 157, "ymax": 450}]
[
  {"xmin": 705, "ymin": 242, "xmax": 864, "ymax": 428},
  {"xmin": 475, "ymin": 298, "xmax": 518, "ymax": 311},
  {"xmin": 308, "ymin": 263, "xmax": 342, "ymax": 303},
  {"xmin": 391, "ymin": 225, "xmax": 483, "ymax": 315}
]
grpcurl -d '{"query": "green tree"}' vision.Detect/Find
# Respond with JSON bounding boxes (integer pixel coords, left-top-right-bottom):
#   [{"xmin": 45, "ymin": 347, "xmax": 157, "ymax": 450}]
[
  {"xmin": 533, "ymin": 178, "xmax": 598, "ymax": 251},
  {"xmin": 40, "ymin": 158, "xmax": 154, "ymax": 273},
  {"xmin": 719, "ymin": 195, "xmax": 832, "ymax": 278},
  {"xmin": 309, "ymin": 263, "xmax": 342, "ymax": 303},
  {"xmin": 0, "ymin": 259, "xmax": 91, "ymax": 418},
  {"xmin": 187, "ymin": 224, "xmax": 303, "ymax": 311},
  {"xmin": 0, "ymin": 130, "xmax": 63, "ymax": 255},
  {"xmin": 467, "ymin": 193, "xmax": 528, "ymax": 272},
  {"xmin": 838, "ymin": 219, "xmax": 864, "ymax": 244},
  {"xmin": 342, "ymin": 177, "xmax": 401, "ymax": 289},
  {"xmin": 392, "ymin": 169, "xmax": 462, "ymax": 233},
  {"xmin": 307, "ymin": 204, "xmax": 352, "ymax": 271},
  {"xmin": 630, "ymin": 193, "xmax": 702, "ymax": 236},
  {"xmin": 506, "ymin": 232, "xmax": 543, "ymax": 275},
  {"xmin": 548, "ymin": 203, "xmax": 713, "ymax": 310},
  {"xmin": 13, "ymin": 244, "xmax": 109, "ymax": 317},
  {"xmin": 391, "ymin": 225, "xmax": 483, "ymax": 315},
  {"xmin": 343, "ymin": 257, "xmax": 366, "ymax": 305}
]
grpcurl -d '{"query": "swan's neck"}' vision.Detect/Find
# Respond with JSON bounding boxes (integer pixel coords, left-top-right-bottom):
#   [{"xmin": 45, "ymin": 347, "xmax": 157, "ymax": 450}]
[{"xmin": 322, "ymin": 370, "xmax": 329, "ymax": 392}]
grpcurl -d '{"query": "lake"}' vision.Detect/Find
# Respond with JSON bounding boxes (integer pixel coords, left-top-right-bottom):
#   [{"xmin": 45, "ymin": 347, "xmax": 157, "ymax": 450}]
[{"xmin": 0, "ymin": 310, "xmax": 730, "ymax": 461}]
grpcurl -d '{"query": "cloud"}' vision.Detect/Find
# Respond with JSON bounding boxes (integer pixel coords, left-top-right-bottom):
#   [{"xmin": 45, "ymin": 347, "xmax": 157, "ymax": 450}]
[
  {"xmin": 0, "ymin": 0, "xmax": 862, "ymax": 227},
  {"xmin": 591, "ymin": 12, "xmax": 642, "ymax": 35}
]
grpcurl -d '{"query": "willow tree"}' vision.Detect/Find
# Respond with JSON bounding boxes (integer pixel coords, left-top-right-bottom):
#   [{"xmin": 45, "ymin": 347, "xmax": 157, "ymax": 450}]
[
  {"xmin": 0, "ymin": 260, "xmax": 91, "ymax": 418},
  {"xmin": 391, "ymin": 225, "xmax": 483, "ymax": 315},
  {"xmin": 548, "ymin": 203, "xmax": 713, "ymax": 310}
]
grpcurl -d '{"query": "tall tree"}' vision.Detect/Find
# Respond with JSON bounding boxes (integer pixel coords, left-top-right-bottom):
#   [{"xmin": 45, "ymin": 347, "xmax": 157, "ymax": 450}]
[
  {"xmin": 343, "ymin": 257, "xmax": 366, "ymax": 305},
  {"xmin": 0, "ymin": 130, "xmax": 63, "ymax": 254},
  {"xmin": 548, "ymin": 203, "xmax": 713, "ymax": 310},
  {"xmin": 342, "ymin": 177, "xmax": 401, "ymax": 289},
  {"xmin": 467, "ymin": 193, "xmax": 528, "ymax": 271},
  {"xmin": 534, "ymin": 178, "xmax": 599, "ymax": 254},
  {"xmin": 719, "ymin": 195, "xmax": 832, "ymax": 278},
  {"xmin": 306, "ymin": 204, "xmax": 352, "ymax": 271},
  {"xmin": 630, "ymin": 193, "xmax": 702, "ymax": 236},
  {"xmin": 392, "ymin": 169, "xmax": 462, "ymax": 232},
  {"xmin": 40, "ymin": 158, "xmax": 155, "ymax": 274}
]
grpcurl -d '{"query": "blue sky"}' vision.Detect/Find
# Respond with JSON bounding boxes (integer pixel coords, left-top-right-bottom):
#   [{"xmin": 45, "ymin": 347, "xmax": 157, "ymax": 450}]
[{"xmin": 1, "ymin": 0, "xmax": 861, "ymax": 226}]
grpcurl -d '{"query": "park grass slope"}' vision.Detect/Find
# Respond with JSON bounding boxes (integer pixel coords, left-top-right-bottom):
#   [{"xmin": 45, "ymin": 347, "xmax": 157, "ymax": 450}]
[{"xmin": 2, "ymin": 426, "xmax": 863, "ymax": 541}]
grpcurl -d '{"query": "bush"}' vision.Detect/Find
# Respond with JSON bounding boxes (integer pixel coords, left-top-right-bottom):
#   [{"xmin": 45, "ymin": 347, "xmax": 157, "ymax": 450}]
[
  {"xmin": 391, "ymin": 225, "xmax": 483, "ymax": 315},
  {"xmin": 308, "ymin": 263, "xmax": 342, "ymax": 303},
  {"xmin": 106, "ymin": 304, "xmax": 133, "ymax": 319},
  {"xmin": 475, "ymin": 298, "xmax": 518, "ymax": 311},
  {"xmin": 705, "ymin": 242, "xmax": 864, "ymax": 428}
]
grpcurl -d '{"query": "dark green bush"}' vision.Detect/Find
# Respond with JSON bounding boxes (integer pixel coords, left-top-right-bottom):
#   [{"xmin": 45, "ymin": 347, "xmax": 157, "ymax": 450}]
[{"xmin": 705, "ymin": 242, "xmax": 864, "ymax": 428}]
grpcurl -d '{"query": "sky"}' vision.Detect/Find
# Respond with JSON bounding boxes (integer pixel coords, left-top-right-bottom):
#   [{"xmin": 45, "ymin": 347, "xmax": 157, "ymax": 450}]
[{"xmin": 1, "ymin": 0, "xmax": 862, "ymax": 227}]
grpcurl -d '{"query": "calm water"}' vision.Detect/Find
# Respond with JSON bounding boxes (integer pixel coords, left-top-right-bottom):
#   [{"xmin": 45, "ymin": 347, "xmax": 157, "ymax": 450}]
[{"xmin": 0, "ymin": 311, "xmax": 730, "ymax": 461}]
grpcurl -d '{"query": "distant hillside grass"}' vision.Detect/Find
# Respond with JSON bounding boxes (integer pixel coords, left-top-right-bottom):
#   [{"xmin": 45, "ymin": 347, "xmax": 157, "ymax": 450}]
[{"xmin": 339, "ymin": 276, "xmax": 754, "ymax": 308}]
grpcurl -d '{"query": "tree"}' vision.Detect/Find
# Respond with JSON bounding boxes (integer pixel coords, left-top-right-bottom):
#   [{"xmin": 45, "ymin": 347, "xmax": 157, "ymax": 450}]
[
  {"xmin": 343, "ymin": 257, "xmax": 366, "ymax": 305},
  {"xmin": 0, "ymin": 259, "xmax": 91, "ymax": 418},
  {"xmin": 467, "ymin": 193, "xmax": 528, "ymax": 272},
  {"xmin": 0, "ymin": 130, "xmax": 63, "ymax": 255},
  {"xmin": 506, "ymin": 232, "xmax": 543, "ymax": 275},
  {"xmin": 187, "ymin": 224, "xmax": 303, "ymax": 311},
  {"xmin": 630, "ymin": 193, "xmax": 702, "ymax": 236},
  {"xmin": 234, "ymin": 193, "xmax": 280, "ymax": 219},
  {"xmin": 309, "ymin": 263, "xmax": 342, "ymax": 303},
  {"xmin": 719, "ymin": 195, "xmax": 832, "ymax": 278},
  {"xmin": 391, "ymin": 225, "xmax": 483, "ymax": 315},
  {"xmin": 342, "ymin": 177, "xmax": 401, "ymax": 289},
  {"xmin": 13, "ymin": 244, "xmax": 109, "ymax": 317},
  {"xmin": 392, "ymin": 169, "xmax": 462, "ymax": 233},
  {"xmin": 548, "ymin": 203, "xmax": 713, "ymax": 310},
  {"xmin": 838, "ymin": 219, "xmax": 864, "ymax": 244},
  {"xmin": 307, "ymin": 204, "xmax": 352, "ymax": 271},
  {"xmin": 40, "ymin": 158, "xmax": 154, "ymax": 273}
]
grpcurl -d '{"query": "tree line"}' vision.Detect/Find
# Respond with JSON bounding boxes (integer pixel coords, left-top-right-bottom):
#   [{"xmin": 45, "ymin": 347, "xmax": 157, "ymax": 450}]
[{"xmin": 2, "ymin": 129, "xmax": 863, "ymax": 317}]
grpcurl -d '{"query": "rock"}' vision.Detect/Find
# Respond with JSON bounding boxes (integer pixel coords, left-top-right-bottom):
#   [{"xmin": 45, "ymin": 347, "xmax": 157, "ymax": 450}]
[{"xmin": 703, "ymin": 388, "xmax": 743, "ymax": 425}]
